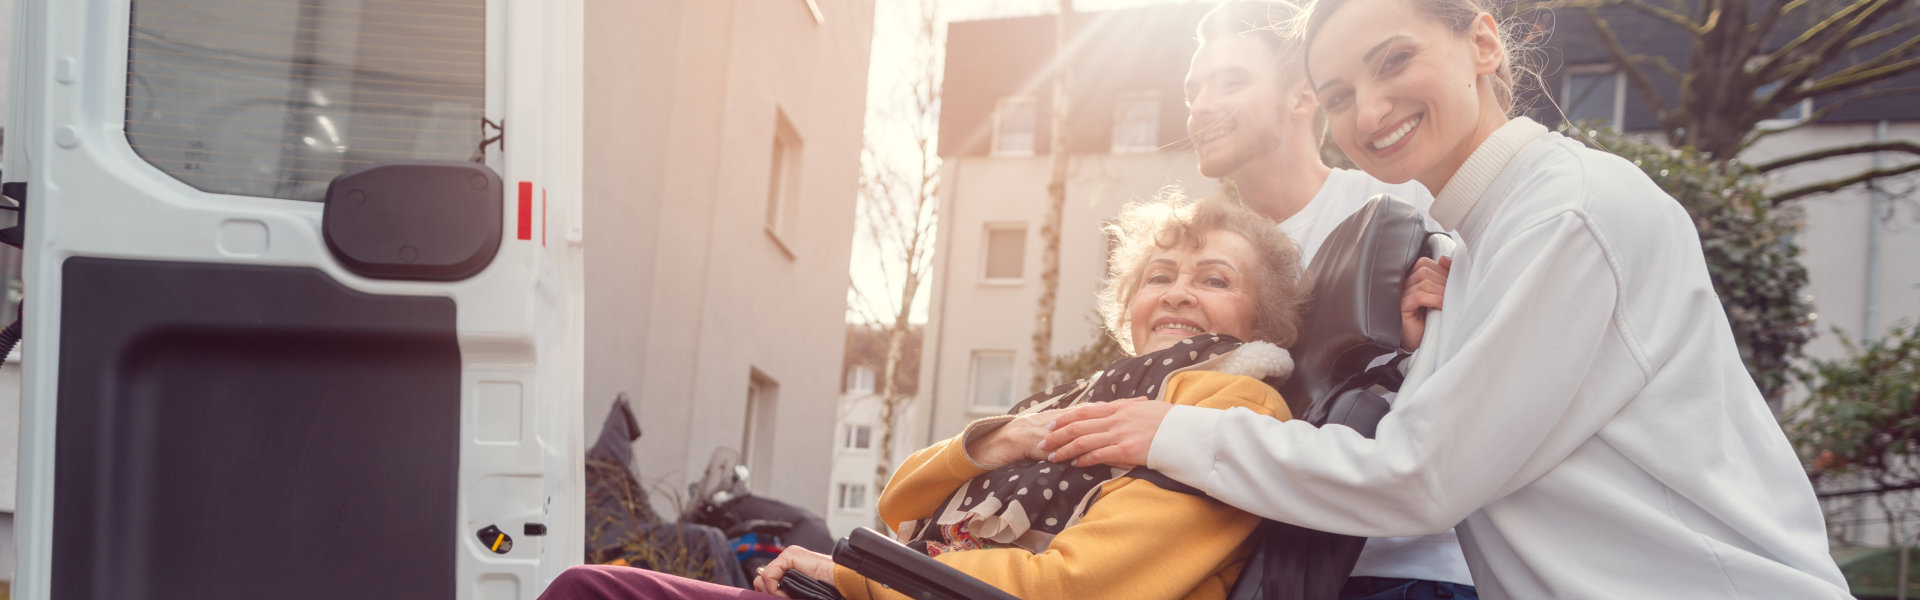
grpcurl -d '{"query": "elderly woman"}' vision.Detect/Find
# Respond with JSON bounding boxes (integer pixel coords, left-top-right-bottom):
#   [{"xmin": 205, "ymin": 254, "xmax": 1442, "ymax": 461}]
[{"xmin": 541, "ymin": 194, "xmax": 1346, "ymax": 600}]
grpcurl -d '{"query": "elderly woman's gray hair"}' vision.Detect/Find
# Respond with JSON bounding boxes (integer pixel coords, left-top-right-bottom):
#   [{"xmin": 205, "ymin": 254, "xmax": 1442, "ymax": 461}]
[{"xmin": 1098, "ymin": 193, "xmax": 1309, "ymax": 354}]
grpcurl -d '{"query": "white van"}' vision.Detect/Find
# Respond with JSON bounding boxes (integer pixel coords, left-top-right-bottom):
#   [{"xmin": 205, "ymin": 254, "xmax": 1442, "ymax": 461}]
[{"xmin": 4, "ymin": 0, "xmax": 585, "ymax": 598}]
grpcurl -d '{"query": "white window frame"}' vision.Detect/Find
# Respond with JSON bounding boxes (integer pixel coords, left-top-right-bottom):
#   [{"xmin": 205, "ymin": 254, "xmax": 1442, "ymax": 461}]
[
  {"xmin": 969, "ymin": 350, "xmax": 1017, "ymax": 412},
  {"xmin": 991, "ymin": 96, "xmax": 1038, "ymax": 157},
  {"xmin": 1754, "ymin": 81, "xmax": 1813, "ymax": 129},
  {"xmin": 980, "ymin": 222, "xmax": 1027, "ymax": 285},
  {"xmin": 1111, "ymin": 90, "xmax": 1162, "ymax": 154},
  {"xmin": 1749, "ymin": 58, "xmax": 1813, "ymax": 130},
  {"xmin": 765, "ymin": 109, "xmax": 802, "ymax": 258},
  {"xmin": 836, "ymin": 482, "xmax": 869, "ymax": 512},
  {"xmin": 841, "ymin": 423, "xmax": 873, "ymax": 451},
  {"xmin": 1756, "ymin": 98, "xmax": 1812, "ymax": 130},
  {"xmin": 1561, "ymin": 66, "xmax": 1626, "ymax": 130},
  {"xmin": 846, "ymin": 364, "xmax": 876, "ymax": 395},
  {"xmin": 742, "ymin": 370, "xmax": 780, "ymax": 492}
]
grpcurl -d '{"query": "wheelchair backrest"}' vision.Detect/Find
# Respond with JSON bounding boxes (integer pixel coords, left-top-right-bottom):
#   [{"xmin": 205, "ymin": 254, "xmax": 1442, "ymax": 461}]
[
  {"xmin": 1230, "ymin": 194, "xmax": 1442, "ymax": 600},
  {"xmin": 1276, "ymin": 194, "xmax": 1431, "ymax": 430}
]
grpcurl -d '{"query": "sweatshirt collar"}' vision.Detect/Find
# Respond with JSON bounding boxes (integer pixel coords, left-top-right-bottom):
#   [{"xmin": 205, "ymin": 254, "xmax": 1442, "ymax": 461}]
[{"xmin": 1429, "ymin": 117, "xmax": 1549, "ymax": 232}]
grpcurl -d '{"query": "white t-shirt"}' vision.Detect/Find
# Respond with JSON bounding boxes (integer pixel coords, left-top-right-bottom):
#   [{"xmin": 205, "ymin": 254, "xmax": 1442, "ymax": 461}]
[
  {"xmin": 1273, "ymin": 169, "xmax": 1473, "ymax": 586},
  {"xmin": 1279, "ymin": 168, "xmax": 1434, "ymax": 266}
]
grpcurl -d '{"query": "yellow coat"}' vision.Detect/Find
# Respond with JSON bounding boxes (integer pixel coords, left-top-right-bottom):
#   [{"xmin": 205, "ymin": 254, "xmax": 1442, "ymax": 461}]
[{"xmin": 831, "ymin": 371, "xmax": 1290, "ymax": 600}]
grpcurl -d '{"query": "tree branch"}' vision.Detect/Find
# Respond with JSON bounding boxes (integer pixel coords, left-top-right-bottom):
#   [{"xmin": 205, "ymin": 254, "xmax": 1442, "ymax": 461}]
[
  {"xmin": 1844, "ymin": 16, "xmax": 1920, "ymax": 52},
  {"xmin": 1806, "ymin": 49, "xmax": 1920, "ymax": 97},
  {"xmin": 1516, "ymin": 0, "xmax": 1702, "ymax": 31},
  {"xmin": 1746, "ymin": 0, "xmax": 1802, "ymax": 60},
  {"xmin": 1583, "ymin": 6, "xmax": 1674, "ymax": 115},
  {"xmin": 1771, "ymin": 160, "xmax": 1920, "ymax": 204},
  {"xmin": 1817, "ymin": 478, "xmax": 1920, "ymax": 498},
  {"xmin": 1770, "ymin": 0, "xmax": 1905, "ymax": 99},
  {"xmin": 1620, "ymin": 0, "xmax": 1708, "ymax": 32},
  {"xmin": 1768, "ymin": 0, "xmax": 1893, "ymax": 69},
  {"xmin": 1755, "ymin": 141, "xmax": 1920, "ymax": 173},
  {"xmin": 1744, "ymin": 86, "xmax": 1920, "ymax": 149}
]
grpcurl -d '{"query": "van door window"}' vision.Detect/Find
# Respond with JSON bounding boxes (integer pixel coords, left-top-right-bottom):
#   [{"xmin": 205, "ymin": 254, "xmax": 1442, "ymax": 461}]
[{"xmin": 125, "ymin": 0, "xmax": 485, "ymax": 202}]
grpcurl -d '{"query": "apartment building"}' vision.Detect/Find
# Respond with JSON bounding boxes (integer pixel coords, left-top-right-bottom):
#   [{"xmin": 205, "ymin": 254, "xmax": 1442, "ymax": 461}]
[
  {"xmin": 830, "ymin": 324, "xmax": 926, "ymax": 536},
  {"xmin": 583, "ymin": 0, "xmax": 876, "ymax": 517},
  {"xmin": 914, "ymin": 5, "xmax": 1225, "ymax": 446}
]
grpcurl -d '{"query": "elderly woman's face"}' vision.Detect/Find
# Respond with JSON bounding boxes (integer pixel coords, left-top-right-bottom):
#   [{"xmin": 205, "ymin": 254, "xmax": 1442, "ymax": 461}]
[{"xmin": 1127, "ymin": 230, "xmax": 1259, "ymax": 355}]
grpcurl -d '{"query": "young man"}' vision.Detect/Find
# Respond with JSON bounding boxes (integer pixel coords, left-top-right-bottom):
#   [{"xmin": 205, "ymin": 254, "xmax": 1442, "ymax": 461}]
[{"xmin": 1183, "ymin": 3, "xmax": 1475, "ymax": 599}]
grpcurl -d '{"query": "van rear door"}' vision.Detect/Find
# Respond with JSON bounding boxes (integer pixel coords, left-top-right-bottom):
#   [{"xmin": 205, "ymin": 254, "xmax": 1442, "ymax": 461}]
[{"xmin": 5, "ymin": 0, "xmax": 584, "ymax": 598}]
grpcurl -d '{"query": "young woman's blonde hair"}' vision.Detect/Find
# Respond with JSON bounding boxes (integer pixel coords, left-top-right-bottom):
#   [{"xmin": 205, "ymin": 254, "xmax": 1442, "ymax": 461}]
[{"xmin": 1098, "ymin": 192, "xmax": 1309, "ymax": 354}]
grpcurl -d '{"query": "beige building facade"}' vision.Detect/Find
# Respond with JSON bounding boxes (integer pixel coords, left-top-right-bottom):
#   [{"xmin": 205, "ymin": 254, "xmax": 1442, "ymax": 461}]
[{"xmin": 582, "ymin": 0, "xmax": 875, "ymax": 517}]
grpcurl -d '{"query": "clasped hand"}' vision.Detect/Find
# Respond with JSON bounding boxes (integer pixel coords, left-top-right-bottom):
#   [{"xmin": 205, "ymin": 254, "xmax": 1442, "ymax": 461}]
[{"xmin": 1039, "ymin": 397, "xmax": 1171, "ymax": 469}]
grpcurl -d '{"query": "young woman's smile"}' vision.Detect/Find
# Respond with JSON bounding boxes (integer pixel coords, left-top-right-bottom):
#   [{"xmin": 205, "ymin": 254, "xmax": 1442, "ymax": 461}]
[{"xmin": 1306, "ymin": 0, "xmax": 1508, "ymax": 191}]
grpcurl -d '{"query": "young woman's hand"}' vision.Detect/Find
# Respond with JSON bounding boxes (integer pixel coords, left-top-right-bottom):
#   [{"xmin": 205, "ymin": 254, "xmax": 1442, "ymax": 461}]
[
  {"xmin": 753, "ymin": 545, "xmax": 836, "ymax": 598},
  {"xmin": 966, "ymin": 409, "xmax": 1063, "ymax": 468},
  {"xmin": 1039, "ymin": 397, "xmax": 1170, "ymax": 468},
  {"xmin": 1400, "ymin": 255, "xmax": 1451, "ymax": 351}
]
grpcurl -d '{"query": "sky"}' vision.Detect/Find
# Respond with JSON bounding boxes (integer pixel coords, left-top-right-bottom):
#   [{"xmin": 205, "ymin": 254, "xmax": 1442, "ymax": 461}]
[{"xmin": 846, "ymin": 0, "xmax": 1217, "ymax": 326}]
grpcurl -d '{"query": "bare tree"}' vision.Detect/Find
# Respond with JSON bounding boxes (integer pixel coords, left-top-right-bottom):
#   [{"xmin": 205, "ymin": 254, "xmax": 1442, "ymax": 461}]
[
  {"xmin": 1030, "ymin": 0, "xmax": 1075, "ymax": 394},
  {"xmin": 855, "ymin": 0, "xmax": 944, "ymax": 530},
  {"xmin": 1521, "ymin": 0, "xmax": 1920, "ymax": 202}
]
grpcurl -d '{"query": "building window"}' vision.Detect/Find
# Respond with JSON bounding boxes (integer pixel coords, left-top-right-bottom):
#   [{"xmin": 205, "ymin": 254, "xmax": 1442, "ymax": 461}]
[
  {"xmin": 743, "ymin": 370, "xmax": 780, "ymax": 491},
  {"xmin": 837, "ymin": 483, "xmax": 869, "ymax": 511},
  {"xmin": 982, "ymin": 224, "xmax": 1026, "ymax": 282},
  {"xmin": 992, "ymin": 96, "xmax": 1037, "ymax": 157},
  {"xmin": 846, "ymin": 365, "xmax": 877, "ymax": 394},
  {"xmin": 1112, "ymin": 90, "xmax": 1161, "ymax": 153},
  {"xmin": 767, "ymin": 110, "xmax": 803, "ymax": 253},
  {"xmin": 1754, "ymin": 80, "xmax": 1812, "ymax": 128},
  {"xmin": 124, "ymin": 0, "xmax": 485, "ymax": 202},
  {"xmin": 842, "ymin": 424, "xmax": 873, "ymax": 450},
  {"xmin": 970, "ymin": 351, "xmax": 1015, "ymax": 410},
  {"xmin": 1561, "ymin": 66, "xmax": 1625, "ymax": 129}
]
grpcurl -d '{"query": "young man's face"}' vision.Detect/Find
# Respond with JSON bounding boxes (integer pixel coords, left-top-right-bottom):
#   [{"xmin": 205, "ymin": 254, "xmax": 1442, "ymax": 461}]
[{"xmin": 1185, "ymin": 36, "xmax": 1289, "ymax": 179}]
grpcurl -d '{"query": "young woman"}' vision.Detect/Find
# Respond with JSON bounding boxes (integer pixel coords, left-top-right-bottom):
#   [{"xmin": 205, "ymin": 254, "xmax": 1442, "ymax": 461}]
[
  {"xmin": 541, "ymin": 195, "xmax": 1370, "ymax": 600},
  {"xmin": 1043, "ymin": 0, "xmax": 1852, "ymax": 596}
]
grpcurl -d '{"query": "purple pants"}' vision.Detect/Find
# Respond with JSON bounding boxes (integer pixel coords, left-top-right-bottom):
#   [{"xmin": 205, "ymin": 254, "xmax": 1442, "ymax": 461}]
[{"xmin": 539, "ymin": 565, "xmax": 785, "ymax": 600}]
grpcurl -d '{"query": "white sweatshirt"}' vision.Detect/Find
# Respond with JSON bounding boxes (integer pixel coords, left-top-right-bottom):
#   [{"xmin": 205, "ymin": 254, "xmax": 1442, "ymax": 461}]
[
  {"xmin": 1285, "ymin": 169, "xmax": 1474, "ymax": 587},
  {"xmin": 1152, "ymin": 118, "xmax": 1849, "ymax": 598}
]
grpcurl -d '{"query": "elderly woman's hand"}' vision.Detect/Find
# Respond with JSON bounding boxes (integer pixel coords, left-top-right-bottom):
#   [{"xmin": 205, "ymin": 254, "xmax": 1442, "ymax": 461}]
[
  {"xmin": 967, "ymin": 409, "xmax": 1064, "ymax": 468},
  {"xmin": 1401, "ymin": 255, "xmax": 1451, "ymax": 351},
  {"xmin": 1039, "ymin": 398, "xmax": 1170, "ymax": 468},
  {"xmin": 753, "ymin": 545, "xmax": 836, "ymax": 598}
]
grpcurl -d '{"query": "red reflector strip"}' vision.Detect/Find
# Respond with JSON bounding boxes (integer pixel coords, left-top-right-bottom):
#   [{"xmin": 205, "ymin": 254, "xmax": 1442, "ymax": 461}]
[{"xmin": 517, "ymin": 181, "xmax": 534, "ymax": 241}]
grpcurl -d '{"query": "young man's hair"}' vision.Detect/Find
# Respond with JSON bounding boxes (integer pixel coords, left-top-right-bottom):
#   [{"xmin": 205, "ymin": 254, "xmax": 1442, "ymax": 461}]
[{"xmin": 1194, "ymin": 1, "xmax": 1326, "ymax": 139}]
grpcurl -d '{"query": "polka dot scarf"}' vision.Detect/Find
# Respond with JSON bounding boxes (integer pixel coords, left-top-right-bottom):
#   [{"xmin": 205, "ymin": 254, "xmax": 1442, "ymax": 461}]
[{"xmin": 900, "ymin": 334, "xmax": 1250, "ymax": 555}]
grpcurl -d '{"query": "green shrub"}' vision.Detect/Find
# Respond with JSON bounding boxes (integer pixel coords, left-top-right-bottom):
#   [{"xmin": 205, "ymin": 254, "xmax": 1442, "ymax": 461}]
[{"xmin": 1786, "ymin": 322, "xmax": 1920, "ymax": 491}]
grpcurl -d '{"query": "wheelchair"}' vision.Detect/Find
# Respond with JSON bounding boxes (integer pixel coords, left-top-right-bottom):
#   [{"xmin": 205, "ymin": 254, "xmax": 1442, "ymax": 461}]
[{"xmin": 827, "ymin": 194, "xmax": 1454, "ymax": 600}]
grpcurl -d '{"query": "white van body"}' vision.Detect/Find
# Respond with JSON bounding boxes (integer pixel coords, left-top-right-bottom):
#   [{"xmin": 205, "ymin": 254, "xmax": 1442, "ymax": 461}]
[{"xmin": 4, "ymin": 0, "xmax": 585, "ymax": 597}]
